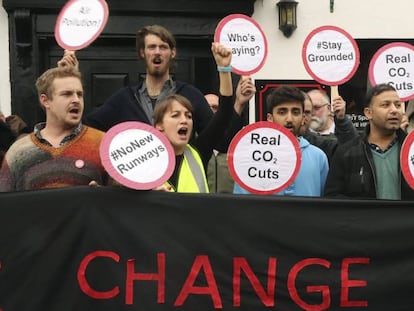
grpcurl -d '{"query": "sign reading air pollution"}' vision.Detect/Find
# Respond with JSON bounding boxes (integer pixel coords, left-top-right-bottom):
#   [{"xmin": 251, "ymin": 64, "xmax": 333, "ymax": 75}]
[
  {"xmin": 228, "ymin": 122, "xmax": 301, "ymax": 195},
  {"xmin": 302, "ymin": 25, "xmax": 360, "ymax": 86},
  {"xmin": 369, "ymin": 42, "xmax": 414, "ymax": 101},
  {"xmin": 55, "ymin": 0, "xmax": 109, "ymax": 50},
  {"xmin": 215, "ymin": 14, "xmax": 268, "ymax": 75},
  {"xmin": 100, "ymin": 122, "xmax": 175, "ymax": 190}
]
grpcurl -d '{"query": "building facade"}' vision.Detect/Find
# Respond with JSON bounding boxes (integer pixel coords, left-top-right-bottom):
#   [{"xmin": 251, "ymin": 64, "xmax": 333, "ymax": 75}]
[{"xmin": 1, "ymin": 0, "xmax": 414, "ymax": 126}]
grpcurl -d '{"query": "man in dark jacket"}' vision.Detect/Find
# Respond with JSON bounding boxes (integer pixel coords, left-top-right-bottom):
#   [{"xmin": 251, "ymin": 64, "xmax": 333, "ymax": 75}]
[
  {"xmin": 83, "ymin": 25, "xmax": 213, "ymax": 134},
  {"xmin": 324, "ymin": 83, "xmax": 414, "ymax": 200},
  {"xmin": 76, "ymin": 25, "xmax": 244, "ymax": 154},
  {"xmin": 301, "ymin": 91, "xmax": 358, "ymax": 163},
  {"xmin": 82, "ymin": 25, "xmax": 245, "ymax": 142}
]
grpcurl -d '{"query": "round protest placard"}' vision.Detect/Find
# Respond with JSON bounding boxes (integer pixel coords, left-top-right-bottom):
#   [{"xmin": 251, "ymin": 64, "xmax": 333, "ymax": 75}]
[
  {"xmin": 214, "ymin": 14, "xmax": 268, "ymax": 75},
  {"xmin": 228, "ymin": 121, "xmax": 301, "ymax": 195},
  {"xmin": 401, "ymin": 130, "xmax": 414, "ymax": 190},
  {"xmin": 302, "ymin": 25, "xmax": 360, "ymax": 86},
  {"xmin": 100, "ymin": 122, "xmax": 175, "ymax": 190},
  {"xmin": 55, "ymin": 0, "xmax": 109, "ymax": 50},
  {"xmin": 368, "ymin": 42, "xmax": 414, "ymax": 101}
]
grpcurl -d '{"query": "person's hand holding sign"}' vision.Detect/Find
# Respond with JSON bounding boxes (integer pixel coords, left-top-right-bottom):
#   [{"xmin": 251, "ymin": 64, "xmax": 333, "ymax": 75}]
[
  {"xmin": 234, "ymin": 75, "xmax": 256, "ymax": 115},
  {"xmin": 153, "ymin": 184, "xmax": 173, "ymax": 192},
  {"xmin": 57, "ymin": 50, "xmax": 79, "ymax": 69},
  {"xmin": 331, "ymin": 95, "xmax": 347, "ymax": 120},
  {"xmin": 400, "ymin": 114, "xmax": 410, "ymax": 133}
]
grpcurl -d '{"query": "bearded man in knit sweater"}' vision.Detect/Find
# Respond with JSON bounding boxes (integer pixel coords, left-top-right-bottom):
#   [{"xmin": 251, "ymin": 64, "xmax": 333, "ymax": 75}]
[{"xmin": 0, "ymin": 66, "xmax": 108, "ymax": 192}]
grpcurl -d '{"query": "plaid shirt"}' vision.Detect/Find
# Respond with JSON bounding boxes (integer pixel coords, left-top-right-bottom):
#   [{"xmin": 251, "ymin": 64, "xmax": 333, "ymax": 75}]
[
  {"xmin": 34, "ymin": 122, "xmax": 83, "ymax": 147},
  {"xmin": 368, "ymin": 137, "xmax": 398, "ymax": 154}
]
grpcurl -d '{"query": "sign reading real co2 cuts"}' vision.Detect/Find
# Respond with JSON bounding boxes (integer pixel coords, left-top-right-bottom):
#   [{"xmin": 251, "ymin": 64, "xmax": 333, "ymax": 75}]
[
  {"xmin": 369, "ymin": 42, "xmax": 414, "ymax": 101},
  {"xmin": 228, "ymin": 122, "xmax": 301, "ymax": 195}
]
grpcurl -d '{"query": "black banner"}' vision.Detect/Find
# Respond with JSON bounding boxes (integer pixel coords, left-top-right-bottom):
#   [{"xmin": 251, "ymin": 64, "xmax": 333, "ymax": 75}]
[{"xmin": 1, "ymin": 187, "xmax": 414, "ymax": 310}]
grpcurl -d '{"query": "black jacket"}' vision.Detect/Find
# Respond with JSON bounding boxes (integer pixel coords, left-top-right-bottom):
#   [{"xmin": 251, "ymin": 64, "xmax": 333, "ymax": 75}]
[
  {"xmin": 84, "ymin": 80, "xmax": 244, "ymax": 153},
  {"xmin": 303, "ymin": 115, "xmax": 358, "ymax": 163},
  {"xmin": 84, "ymin": 81, "xmax": 214, "ymax": 134},
  {"xmin": 324, "ymin": 125, "xmax": 414, "ymax": 200}
]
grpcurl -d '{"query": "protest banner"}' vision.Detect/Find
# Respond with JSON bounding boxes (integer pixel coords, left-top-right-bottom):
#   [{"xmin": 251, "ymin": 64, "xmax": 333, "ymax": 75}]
[{"xmin": 1, "ymin": 187, "xmax": 414, "ymax": 310}]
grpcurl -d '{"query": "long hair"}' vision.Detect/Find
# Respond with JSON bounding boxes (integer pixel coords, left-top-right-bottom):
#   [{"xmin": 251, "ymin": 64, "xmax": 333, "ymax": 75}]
[{"xmin": 136, "ymin": 25, "xmax": 177, "ymax": 69}]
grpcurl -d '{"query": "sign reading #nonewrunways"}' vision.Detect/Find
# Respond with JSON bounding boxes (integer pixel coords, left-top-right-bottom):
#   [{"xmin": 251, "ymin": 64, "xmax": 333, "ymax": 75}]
[
  {"xmin": 55, "ymin": 0, "xmax": 109, "ymax": 50},
  {"xmin": 215, "ymin": 14, "xmax": 268, "ymax": 75},
  {"xmin": 100, "ymin": 122, "xmax": 175, "ymax": 190},
  {"xmin": 228, "ymin": 122, "xmax": 301, "ymax": 195}
]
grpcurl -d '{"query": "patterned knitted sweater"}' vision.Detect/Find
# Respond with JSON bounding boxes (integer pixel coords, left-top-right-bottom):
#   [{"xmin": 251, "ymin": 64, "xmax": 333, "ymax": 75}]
[{"xmin": 0, "ymin": 126, "xmax": 107, "ymax": 192}]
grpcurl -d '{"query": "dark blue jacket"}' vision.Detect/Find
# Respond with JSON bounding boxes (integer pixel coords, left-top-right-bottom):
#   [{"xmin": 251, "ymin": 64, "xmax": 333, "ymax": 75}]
[{"xmin": 84, "ymin": 81, "xmax": 214, "ymax": 135}]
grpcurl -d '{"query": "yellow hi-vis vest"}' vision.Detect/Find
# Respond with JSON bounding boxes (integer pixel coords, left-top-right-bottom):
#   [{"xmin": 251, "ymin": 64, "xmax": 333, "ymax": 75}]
[{"xmin": 167, "ymin": 145, "xmax": 209, "ymax": 193}]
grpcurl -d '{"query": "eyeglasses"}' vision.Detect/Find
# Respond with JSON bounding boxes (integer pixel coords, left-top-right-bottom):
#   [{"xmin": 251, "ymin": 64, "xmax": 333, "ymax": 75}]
[{"xmin": 313, "ymin": 103, "xmax": 329, "ymax": 111}]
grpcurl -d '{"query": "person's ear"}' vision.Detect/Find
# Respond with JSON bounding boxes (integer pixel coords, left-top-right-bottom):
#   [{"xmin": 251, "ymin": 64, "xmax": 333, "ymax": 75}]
[
  {"xmin": 364, "ymin": 107, "xmax": 372, "ymax": 120},
  {"xmin": 301, "ymin": 113, "xmax": 307, "ymax": 126},
  {"xmin": 155, "ymin": 123, "xmax": 164, "ymax": 132},
  {"xmin": 39, "ymin": 94, "xmax": 50, "ymax": 110},
  {"xmin": 171, "ymin": 48, "xmax": 176, "ymax": 59},
  {"xmin": 139, "ymin": 48, "xmax": 145, "ymax": 59},
  {"xmin": 267, "ymin": 113, "xmax": 273, "ymax": 122}
]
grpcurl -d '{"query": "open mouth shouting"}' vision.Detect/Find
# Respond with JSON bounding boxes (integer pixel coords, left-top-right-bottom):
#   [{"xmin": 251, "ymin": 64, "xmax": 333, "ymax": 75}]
[
  {"xmin": 153, "ymin": 56, "xmax": 162, "ymax": 68},
  {"xmin": 178, "ymin": 126, "xmax": 189, "ymax": 139},
  {"xmin": 68, "ymin": 106, "xmax": 81, "ymax": 119},
  {"xmin": 284, "ymin": 123, "xmax": 295, "ymax": 133}
]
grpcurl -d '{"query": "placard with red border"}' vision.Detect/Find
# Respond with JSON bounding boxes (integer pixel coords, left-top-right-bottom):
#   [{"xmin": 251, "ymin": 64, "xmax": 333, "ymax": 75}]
[
  {"xmin": 228, "ymin": 121, "xmax": 301, "ymax": 195},
  {"xmin": 368, "ymin": 42, "xmax": 414, "ymax": 102},
  {"xmin": 302, "ymin": 25, "xmax": 360, "ymax": 86},
  {"xmin": 100, "ymin": 122, "xmax": 175, "ymax": 190},
  {"xmin": 214, "ymin": 14, "xmax": 268, "ymax": 75},
  {"xmin": 401, "ymin": 130, "xmax": 414, "ymax": 190},
  {"xmin": 55, "ymin": 0, "xmax": 109, "ymax": 50}
]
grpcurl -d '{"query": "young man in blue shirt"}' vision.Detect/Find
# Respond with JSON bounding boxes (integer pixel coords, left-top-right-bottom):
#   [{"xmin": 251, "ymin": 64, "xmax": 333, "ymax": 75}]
[{"xmin": 233, "ymin": 85, "xmax": 329, "ymax": 197}]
